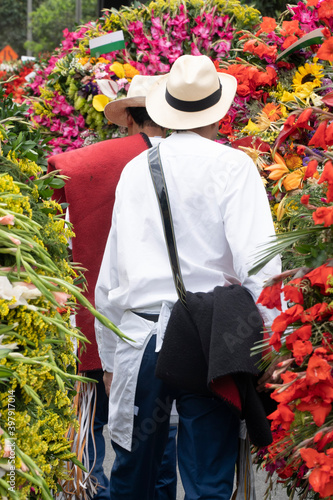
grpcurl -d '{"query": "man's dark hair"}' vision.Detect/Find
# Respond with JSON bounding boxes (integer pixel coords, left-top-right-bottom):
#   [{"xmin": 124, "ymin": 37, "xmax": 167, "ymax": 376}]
[{"xmin": 127, "ymin": 107, "xmax": 162, "ymax": 129}]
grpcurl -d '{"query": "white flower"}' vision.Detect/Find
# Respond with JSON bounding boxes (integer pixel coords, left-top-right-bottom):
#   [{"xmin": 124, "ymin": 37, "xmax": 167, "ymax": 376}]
[{"xmin": 0, "ymin": 276, "xmax": 42, "ymax": 309}]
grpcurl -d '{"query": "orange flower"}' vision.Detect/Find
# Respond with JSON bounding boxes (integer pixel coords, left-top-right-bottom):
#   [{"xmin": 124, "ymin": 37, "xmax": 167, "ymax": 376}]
[
  {"xmin": 318, "ymin": 0, "xmax": 333, "ymax": 24},
  {"xmin": 283, "ymin": 167, "xmax": 307, "ymax": 191},
  {"xmin": 265, "ymin": 163, "xmax": 289, "ymax": 180},
  {"xmin": 257, "ymin": 281, "xmax": 282, "ymax": 310},
  {"xmin": 281, "ymin": 20, "xmax": 304, "ymax": 37},
  {"xmin": 262, "ymin": 103, "xmax": 282, "ymax": 122},
  {"xmin": 255, "ymin": 17, "xmax": 277, "ymax": 36},
  {"xmin": 306, "ymin": 0, "xmax": 319, "ymax": 5}
]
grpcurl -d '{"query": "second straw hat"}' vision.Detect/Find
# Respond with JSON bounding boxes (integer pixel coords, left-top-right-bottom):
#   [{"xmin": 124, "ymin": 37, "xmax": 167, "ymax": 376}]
[{"xmin": 103, "ymin": 74, "xmax": 162, "ymax": 127}]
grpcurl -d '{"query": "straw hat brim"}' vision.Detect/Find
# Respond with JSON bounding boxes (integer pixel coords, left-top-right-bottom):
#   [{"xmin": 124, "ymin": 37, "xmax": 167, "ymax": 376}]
[
  {"xmin": 104, "ymin": 96, "xmax": 146, "ymax": 127},
  {"xmin": 146, "ymin": 72, "xmax": 237, "ymax": 130}
]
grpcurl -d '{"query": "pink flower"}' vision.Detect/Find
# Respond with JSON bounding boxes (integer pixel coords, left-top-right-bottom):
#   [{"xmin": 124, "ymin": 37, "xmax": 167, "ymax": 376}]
[
  {"xmin": 52, "ymin": 291, "xmax": 71, "ymax": 306},
  {"xmin": 8, "ymin": 236, "xmax": 21, "ymax": 246},
  {"xmin": 0, "ymin": 214, "xmax": 14, "ymax": 225}
]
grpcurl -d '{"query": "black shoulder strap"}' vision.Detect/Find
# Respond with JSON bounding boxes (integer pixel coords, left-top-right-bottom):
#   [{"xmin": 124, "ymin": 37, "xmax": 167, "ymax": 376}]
[{"xmin": 148, "ymin": 145, "xmax": 187, "ymax": 308}]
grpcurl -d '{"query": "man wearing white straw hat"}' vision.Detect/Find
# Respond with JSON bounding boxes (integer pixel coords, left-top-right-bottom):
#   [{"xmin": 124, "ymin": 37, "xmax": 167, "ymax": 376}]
[
  {"xmin": 95, "ymin": 55, "xmax": 281, "ymax": 499},
  {"xmin": 49, "ymin": 74, "xmax": 179, "ymax": 500}
]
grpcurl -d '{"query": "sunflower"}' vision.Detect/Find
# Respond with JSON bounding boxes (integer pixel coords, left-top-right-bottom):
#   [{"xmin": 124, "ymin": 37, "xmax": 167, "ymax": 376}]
[{"xmin": 292, "ymin": 62, "xmax": 324, "ymax": 92}]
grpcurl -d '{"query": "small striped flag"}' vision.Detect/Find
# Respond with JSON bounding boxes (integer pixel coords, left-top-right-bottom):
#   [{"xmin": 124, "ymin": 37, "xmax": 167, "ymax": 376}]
[{"xmin": 89, "ymin": 31, "xmax": 125, "ymax": 57}]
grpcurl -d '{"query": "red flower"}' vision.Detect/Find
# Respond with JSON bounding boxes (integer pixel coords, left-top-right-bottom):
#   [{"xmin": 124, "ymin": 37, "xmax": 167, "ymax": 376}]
[
  {"xmin": 303, "ymin": 159, "xmax": 318, "ymax": 180},
  {"xmin": 306, "ymin": 353, "xmax": 333, "ymax": 385},
  {"xmin": 295, "ymin": 108, "xmax": 313, "ymax": 131},
  {"xmin": 271, "ymin": 304, "xmax": 304, "ymax": 334},
  {"xmin": 255, "ymin": 17, "xmax": 277, "ymax": 37},
  {"xmin": 283, "ymin": 279, "xmax": 304, "ymax": 305},
  {"xmin": 257, "ymin": 281, "xmax": 282, "ymax": 310},
  {"xmin": 305, "ymin": 264, "xmax": 333, "ymax": 293},
  {"xmin": 301, "ymin": 302, "xmax": 332, "ymax": 322},
  {"xmin": 268, "ymin": 404, "xmax": 295, "ymax": 431},
  {"xmin": 300, "ymin": 448, "xmax": 333, "ymax": 498},
  {"xmin": 297, "ymin": 397, "xmax": 331, "ymax": 426},
  {"xmin": 308, "ymin": 120, "xmax": 329, "ymax": 150},
  {"xmin": 286, "ymin": 324, "xmax": 312, "ymax": 350},
  {"xmin": 319, "ymin": 160, "xmax": 333, "ymax": 185},
  {"xmin": 300, "ymin": 194, "xmax": 310, "ymax": 205},
  {"xmin": 291, "ymin": 339, "xmax": 313, "ymax": 365},
  {"xmin": 312, "ymin": 206, "xmax": 333, "ymax": 226}
]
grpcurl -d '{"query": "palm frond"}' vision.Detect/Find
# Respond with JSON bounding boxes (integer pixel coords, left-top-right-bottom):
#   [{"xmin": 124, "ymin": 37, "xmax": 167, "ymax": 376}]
[{"xmin": 249, "ymin": 226, "xmax": 329, "ymax": 276}]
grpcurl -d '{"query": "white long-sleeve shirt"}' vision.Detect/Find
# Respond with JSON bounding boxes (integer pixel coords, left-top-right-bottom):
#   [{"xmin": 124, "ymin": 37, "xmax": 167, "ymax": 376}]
[{"xmin": 95, "ymin": 131, "xmax": 281, "ymax": 449}]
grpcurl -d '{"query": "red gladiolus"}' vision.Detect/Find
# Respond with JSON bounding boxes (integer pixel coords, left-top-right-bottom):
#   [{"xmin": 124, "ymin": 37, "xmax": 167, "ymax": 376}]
[
  {"xmin": 303, "ymin": 159, "xmax": 318, "ymax": 180},
  {"xmin": 286, "ymin": 324, "xmax": 312, "ymax": 350},
  {"xmin": 297, "ymin": 397, "xmax": 331, "ymax": 426},
  {"xmin": 305, "ymin": 264, "xmax": 333, "ymax": 293},
  {"xmin": 271, "ymin": 304, "xmax": 304, "ymax": 334},
  {"xmin": 301, "ymin": 302, "xmax": 332, "ymax": 322},
  {"xmin": 295, "ymin": 108, "xmax": 313, "ymax": 130},
  {"xmin": 306, "ymin": 353, "xmax": 333, "ymax": 385},
  {"xmin": 318, "ymin": 160, "xmax": 333, "ymax": 185},
  {"xmin": 268, "ymin": 404, "xmax": 295, "ymax": 431},
  {"xmin": 255, "ymin": 17, "xmax": 277, "ymax": 37},
  {"xmin": 300, "ymin": 448, "xmax": 333, "ymax": 498},
  {"xmin": 308, "ymin": 120, "xmax": 329, "ymax": 150},
  {"xmin": 292, "ymin": 340, "xmax": 313, "ymax": 365},
  {"xmin": 283, "ymin": 279, "xmax": 304, "ymax": 304},
  {"xmin": 257, "ymin": 281, "xmax": 282, "ymax": 310}
]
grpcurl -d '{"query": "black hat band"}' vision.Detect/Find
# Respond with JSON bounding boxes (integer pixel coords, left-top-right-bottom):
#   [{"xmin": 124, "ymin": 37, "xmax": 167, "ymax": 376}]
[{"xmin": 165, "ymin": 81, "xmax": 222, "ymax": 112}]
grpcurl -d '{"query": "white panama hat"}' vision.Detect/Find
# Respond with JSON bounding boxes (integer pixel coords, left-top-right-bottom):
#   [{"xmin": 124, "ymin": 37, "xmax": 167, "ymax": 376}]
[
  {"xmin": 103, "ymin": 74, "xmax": 162, "ymax": 127},
  {"xmin": 146, "ymin": 55, "xmax": 237, "ymax": 130}
]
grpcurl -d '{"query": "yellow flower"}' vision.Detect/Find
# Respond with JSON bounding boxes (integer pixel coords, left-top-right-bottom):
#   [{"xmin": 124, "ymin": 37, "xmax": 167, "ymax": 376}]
[
  {"xmin": 292, "ymin": 62, "xmax": 324, "ymax": 92},
  {"xmin": 92, "ymin": 94, "xmax": 110, "ymax": 112},
  {"xmin": 110, "ymin": 61, "xmax": 125, "ymax": 79},
  {"xmin": 242, "ymin": 119, "xmax": 261, "ymax": 134}
]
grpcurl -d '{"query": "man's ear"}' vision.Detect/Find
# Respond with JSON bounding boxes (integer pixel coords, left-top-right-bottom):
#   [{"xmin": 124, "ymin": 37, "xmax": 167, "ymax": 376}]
[{"xmin": 125, "ymin": 109, "xmax": 134, "ymax": 129}]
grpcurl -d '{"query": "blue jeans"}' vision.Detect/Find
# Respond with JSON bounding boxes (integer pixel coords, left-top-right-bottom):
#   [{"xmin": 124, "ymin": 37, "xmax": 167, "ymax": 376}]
[
  {"xmin": 88, "ymin": 368, "xmax": 178, "ymax": 500},
  {"xmin": 88, "ymin": 369, "xmax": 110, "ymax": 500},
  {"xmin": 110, "ymin": 336, "xmax": 240, "ymax": 500}
]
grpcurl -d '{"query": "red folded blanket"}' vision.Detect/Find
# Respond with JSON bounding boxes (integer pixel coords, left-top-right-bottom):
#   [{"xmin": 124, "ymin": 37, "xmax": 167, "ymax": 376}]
[{"xmin": 47, "ymin": 133, "xmax": 150, "ymax": 372}]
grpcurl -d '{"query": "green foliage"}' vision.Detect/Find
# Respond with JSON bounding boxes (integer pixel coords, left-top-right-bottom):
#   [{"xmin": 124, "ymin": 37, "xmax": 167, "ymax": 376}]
[
  {"xmin": 0, "ymin": 84, "xmax": 51, "ymax": 170},
  {"xmin": 242, "ymin": 0, "xmax": 288, "ymax": 18},
  {"xmin": 0, "ymin": 0, "xmax": 43, "ymax": 57},
  {"xmin": 26, "ymin": 0, "xmax": 99, "ymax": 57}
]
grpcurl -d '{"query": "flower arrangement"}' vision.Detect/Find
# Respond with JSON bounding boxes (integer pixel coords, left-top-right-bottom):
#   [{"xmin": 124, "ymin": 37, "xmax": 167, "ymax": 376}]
[
  {"xmin": 9, "ymin": 0, "xmax": 333, "ymax": 497},
  {"xmin": 0, "ymin": 60, "xmax": 35, "ymax": 103},
  {"xmin": 25, "ymin": 0, "xmax": 261, "ymax": 154},
  {"xmin": 0, "ymin": 85, "xmax": 125, "ymax": 498}
]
